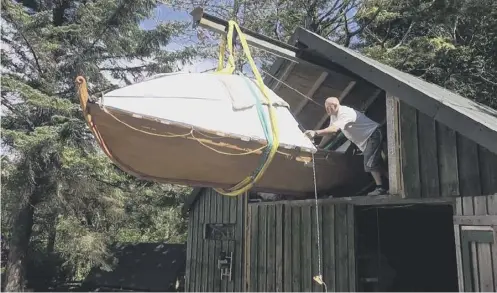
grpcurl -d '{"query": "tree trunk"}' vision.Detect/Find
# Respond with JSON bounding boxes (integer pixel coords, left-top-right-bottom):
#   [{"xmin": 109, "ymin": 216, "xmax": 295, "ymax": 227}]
[
  {"xmin": 4, "ymin": 194, "xmax": 36, "ymax": 292},
  {"xmin": 46, "ymin": 213, "xmax": 57, "ymax": 254},
  {"xmin": 52, "ymin": 0, "xmax": 70, "ymax": 26},
  {"xmin": 46, "ymin": 184, "xmax": 59, "ymax": 254}
]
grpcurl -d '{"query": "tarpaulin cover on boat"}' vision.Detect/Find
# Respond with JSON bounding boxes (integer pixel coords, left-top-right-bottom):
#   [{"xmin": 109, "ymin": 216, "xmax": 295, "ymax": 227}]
[{"xmin": 78, "ymin": 72, "xmax": 365, "ymax": 195}]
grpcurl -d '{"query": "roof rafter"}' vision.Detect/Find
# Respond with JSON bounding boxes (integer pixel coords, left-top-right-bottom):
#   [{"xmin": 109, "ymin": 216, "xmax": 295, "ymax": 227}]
[
  {"xmin": 314, "ymin": 81, "xmax": 356, "ymax": 130},
  {"xmin": 293, "ymin": 71, "xmax": 328, "ymax": 116},
  {"xmin": 296, "ymin": 28, "xmax": 497, "ymax": 155}
]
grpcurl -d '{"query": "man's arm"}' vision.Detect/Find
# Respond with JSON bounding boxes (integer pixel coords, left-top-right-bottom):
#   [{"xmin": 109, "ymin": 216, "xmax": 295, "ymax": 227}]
[
  {"xmin": 304, "ymin": 124, "xmax": 340, "ymax": 149},
  {"xmin": 315, "ymin": 124, "xmax": 339, "ymax": 136}
]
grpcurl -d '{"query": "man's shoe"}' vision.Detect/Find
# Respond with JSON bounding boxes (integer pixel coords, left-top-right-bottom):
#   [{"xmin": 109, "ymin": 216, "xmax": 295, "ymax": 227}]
[{"xmin": 367, "ymin": 186, "xmax": 388, "ymax": 196}]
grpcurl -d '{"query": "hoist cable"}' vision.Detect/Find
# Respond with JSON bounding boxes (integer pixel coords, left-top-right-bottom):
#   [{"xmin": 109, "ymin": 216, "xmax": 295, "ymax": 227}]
[{"xmin": 312, "ymin": 153, "xmax": 328, "ymax": 292}]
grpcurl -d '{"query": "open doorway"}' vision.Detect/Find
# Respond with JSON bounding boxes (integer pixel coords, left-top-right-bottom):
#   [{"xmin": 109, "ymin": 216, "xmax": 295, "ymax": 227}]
[{"xmin": 355, "ymin": 204, "xmax": 458, "ymax": 292}]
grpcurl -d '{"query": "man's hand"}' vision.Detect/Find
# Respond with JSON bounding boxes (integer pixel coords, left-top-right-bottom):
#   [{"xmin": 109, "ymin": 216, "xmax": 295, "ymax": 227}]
[{"xmin": 304, "ymin": 130, "xmax": 316, "ymax": 139}]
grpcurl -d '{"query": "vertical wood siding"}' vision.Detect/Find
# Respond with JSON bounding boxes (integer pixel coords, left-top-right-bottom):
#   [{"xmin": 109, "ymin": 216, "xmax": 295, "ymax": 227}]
[
  {"xmin": 453, "ymin": 194, "xmax": 497, "ymax": 292},
  {"xmin": 247, "ymin": 201, "xmax": 356, "ymax": 292},
  {"xmin": 397, "ymin": 100, "xmax": 497, "ymax": 198},
  {"xmin": 185, "ymin": 189, "xmax": 246, "ymax": 292},
  {"xmin": 394, "ymin": 100, "xmax": 497, "ymax": 292}
]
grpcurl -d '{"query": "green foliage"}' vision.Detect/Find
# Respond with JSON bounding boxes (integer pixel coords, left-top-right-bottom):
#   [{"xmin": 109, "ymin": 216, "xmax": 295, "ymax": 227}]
[
  {"xmin": 54, "ymin": 216, "xmax": 114, "ymax": 280},
  {"xmin": 1, "ymin": 0, "xmax": 195, "ymax": 289},
  {"xmin": 3, "ymin": 0, "xmax": 495, "ymax": 290},
  {"xmin": 172, "ymin": 0, "xmax": 372, "ymax": 71},
  {"xmin": 358, "ymin": 0, "xmax": 497, "ymax": 109},
  {"xmin": 114, "ymin": 184, "xmax": 191, "ymax": 243}
]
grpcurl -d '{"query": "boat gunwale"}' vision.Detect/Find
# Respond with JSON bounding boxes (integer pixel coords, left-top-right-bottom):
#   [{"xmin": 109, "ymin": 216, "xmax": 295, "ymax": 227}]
[
  {"xmin": 96, "ymin": 102, "xmax": 319, "ymax": 155},
  {"xmin": 85, "ymin": 103, "xmax": 364, "ymax": 195}
]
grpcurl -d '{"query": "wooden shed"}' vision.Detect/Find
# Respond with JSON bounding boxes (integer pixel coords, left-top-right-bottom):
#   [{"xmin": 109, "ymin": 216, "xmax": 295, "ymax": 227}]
[{"xmin": 183, "ymin": 10, "xmax": 497, "ymax": 292}]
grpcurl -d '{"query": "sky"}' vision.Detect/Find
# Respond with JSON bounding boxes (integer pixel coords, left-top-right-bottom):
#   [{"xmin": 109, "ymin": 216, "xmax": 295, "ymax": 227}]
[
  {"xmin": 136, "ymin": 3, "xmax": 360, "ymax": 75},
  {"xmin": 139, "ymin": 4, "xmax": 217, "ymax": 73}
]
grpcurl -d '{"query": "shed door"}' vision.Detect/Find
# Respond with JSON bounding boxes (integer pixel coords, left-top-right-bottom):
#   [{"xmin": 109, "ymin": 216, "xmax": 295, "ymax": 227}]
[
  {"xmin": 453, "ymin": 222, "xmax": 497, "ymax": 292},
  {"xmin": 246, "ymin": 202, "xmax": 356, "ymax": 292}
]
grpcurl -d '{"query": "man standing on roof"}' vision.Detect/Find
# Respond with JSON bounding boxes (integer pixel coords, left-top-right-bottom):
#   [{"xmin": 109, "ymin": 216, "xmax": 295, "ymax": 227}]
[{"xmin": 305, "ymin": 97, "xmax": 387, "ymax": 196}]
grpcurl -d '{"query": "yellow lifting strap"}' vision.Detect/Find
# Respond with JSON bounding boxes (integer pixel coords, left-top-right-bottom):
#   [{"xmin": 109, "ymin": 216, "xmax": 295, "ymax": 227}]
[
  {"xmin": 216, "ymin": 19, "xmax": 236, "ymax": 74},
  {"xmin": 213, "ymin": 20, "xmax": 280, "ymax": 196},
  {"xmin": 74, "ymin": 21, "xmax": 279, "ymax": 198}
]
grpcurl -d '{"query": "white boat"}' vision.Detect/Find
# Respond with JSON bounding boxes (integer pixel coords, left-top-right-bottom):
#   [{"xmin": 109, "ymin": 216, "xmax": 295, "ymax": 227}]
[{"xmin": 81, "ymin": 72, "xmax": 366, "ymax": 195}]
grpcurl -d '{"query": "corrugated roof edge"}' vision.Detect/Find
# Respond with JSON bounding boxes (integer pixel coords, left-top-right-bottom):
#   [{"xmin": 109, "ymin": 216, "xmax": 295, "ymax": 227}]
[{"xmin": 295, "ymin": 27, "xmax": 497, "ymax": 155}]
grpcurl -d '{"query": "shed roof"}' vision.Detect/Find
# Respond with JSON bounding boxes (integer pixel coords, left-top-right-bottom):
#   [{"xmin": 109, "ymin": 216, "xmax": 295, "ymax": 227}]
[
  {"xmin": 183, "ymin": 26, "xmax": 497, "ymax": 212},
  {"xmin": 291, "ymin": 27, "xmax": 497, "ymax": 154}
]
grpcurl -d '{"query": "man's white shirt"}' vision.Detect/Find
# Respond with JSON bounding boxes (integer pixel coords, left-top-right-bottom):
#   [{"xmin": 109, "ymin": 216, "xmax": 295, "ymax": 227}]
[{"xmin": 329, "ymin": 105, "xmax": 379, "ymax": 151}]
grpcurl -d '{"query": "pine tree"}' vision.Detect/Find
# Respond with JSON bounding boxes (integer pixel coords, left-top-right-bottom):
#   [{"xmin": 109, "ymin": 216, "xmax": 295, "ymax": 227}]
[
  {"xmin": 172, "ymin": 0, "xmax": 381, "ymax": 72},
  {"xmin": 356, "ymin": 0, "xmax": 497, "ymax": 108},
  {"xmin": 1, "ymin": 0, "xmax": 194, "ymax": 290}
]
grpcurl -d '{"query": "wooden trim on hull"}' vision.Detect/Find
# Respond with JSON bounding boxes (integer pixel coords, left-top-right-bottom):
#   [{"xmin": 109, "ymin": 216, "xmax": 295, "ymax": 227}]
[{"xmin": 88, "ymin": 103, "xmax": 366, "ymax": 194}]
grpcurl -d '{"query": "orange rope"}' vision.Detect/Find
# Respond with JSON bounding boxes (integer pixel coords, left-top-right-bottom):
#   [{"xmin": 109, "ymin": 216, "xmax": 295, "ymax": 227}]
[
  {"xmin": 75, "ymin": 75, "xmax": 300, "ymax": 168},
  {"xmin": 75, "ymin": 76, "xmax": 273, "ymax": 157},
  {"xmin": 76, "ymin": 76, "xmax": 114, "ymax": 159}
]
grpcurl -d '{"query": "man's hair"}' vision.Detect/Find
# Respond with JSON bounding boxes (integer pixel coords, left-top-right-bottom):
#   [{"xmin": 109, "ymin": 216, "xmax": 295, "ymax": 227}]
[{"xmin": 325, "ymin": 97, "xmax": 340, "ymax": 106}]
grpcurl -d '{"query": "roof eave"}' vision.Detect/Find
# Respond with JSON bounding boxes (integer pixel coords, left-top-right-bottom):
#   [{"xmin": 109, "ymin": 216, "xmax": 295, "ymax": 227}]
[
  {"xmin": 182, "ymin": 187, "xmax": 203, "ymax": 215},
  {"xmin": 295, "ymin": 27, "xmax": 497, "ymax": 154}
]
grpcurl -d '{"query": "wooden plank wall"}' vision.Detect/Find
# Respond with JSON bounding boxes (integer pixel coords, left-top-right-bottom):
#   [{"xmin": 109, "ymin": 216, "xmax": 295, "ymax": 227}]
[
  {"xmin": 397, "ymin": 100, "xmax": 497, "ymax": 198},
  {"xmin": 185, "ymin": 189, "xmax": 246, "ymax": 292},
  {"xmin": 453, "ymin": 194, "xmax": 497, "ymax": 292},
  {"xmin": 247, "ymin": 202, "xmax": 356, "ymax": 292}
]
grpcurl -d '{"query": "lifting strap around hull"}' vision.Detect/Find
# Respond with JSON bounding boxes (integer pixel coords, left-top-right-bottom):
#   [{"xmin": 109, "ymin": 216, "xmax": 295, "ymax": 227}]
[
  {"xmin": 212, "ymin": 20, "xmax": 281, "ymax": 196},
  {"xmin": 75, "ymin": 20, "xmax": 282, "ymax": 197}
]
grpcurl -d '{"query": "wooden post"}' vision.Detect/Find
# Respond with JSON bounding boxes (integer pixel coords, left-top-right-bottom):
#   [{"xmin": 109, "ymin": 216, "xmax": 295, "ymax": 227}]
[
  {"xmin": 244, "ymin": 193, "xmax": 251, "ymax": 292},
  {"xmin": 386, "ymin": 94, "xmax": 402, "ymax": 195}
]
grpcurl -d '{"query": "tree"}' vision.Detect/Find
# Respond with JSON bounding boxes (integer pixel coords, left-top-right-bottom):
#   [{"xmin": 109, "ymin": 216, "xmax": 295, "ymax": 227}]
[
  {"xmin": 172, "ymin": 0, "xmax": 381, "ymax": 72},
  {"xmin": 357, "ymin": 0, "xmax": 497, "ymax": 108},
  {"xmin": 1, "ymin": 0, "xmax": 195, "ymax": 290}
]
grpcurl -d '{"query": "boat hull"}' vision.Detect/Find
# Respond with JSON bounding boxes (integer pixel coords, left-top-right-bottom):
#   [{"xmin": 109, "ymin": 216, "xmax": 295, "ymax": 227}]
[{"xmin": 88, "ymin": 104, "xmax": 367, "ymax": 195}]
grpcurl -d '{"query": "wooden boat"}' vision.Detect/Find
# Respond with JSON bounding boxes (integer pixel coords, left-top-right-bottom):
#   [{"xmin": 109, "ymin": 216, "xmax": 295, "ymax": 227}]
[{"xmin": 78, "ymin": 72, "xmax": 366, "ymax": 195}]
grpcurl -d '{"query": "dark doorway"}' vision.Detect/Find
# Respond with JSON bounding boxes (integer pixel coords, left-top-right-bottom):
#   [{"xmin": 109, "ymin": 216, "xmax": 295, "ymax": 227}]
[{"xmin": 355, "ymin": 204, "xmax": 458, "ymax": 292}]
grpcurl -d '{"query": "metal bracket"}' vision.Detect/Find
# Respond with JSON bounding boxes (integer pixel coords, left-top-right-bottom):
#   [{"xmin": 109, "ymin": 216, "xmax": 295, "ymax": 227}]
[
  {"xmin": 190, "ymin": 7, "xmax": 363, "ymax": 80},
  {"xmin": 190, "ymin": 7, "xmax": 300, "ymax": 62},
  {"xmin": 217, "ymin": 251, "xmax": 233, "ymax": 281}
]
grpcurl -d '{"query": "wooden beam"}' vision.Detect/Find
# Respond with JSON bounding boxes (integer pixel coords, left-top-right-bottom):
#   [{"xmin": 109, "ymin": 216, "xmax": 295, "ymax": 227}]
[
  {"xmin": 314, "ymin": 81, "xmax": 356, "ymax": 130},
  {"xmin": 292, "ymin": 71, "xmax": 328, "ymax": 116},
  {"xmin": 453, "ymin": 224, "xmax": 465, "ymax": 292},
  {"xmin": 244, "ymin": 193, "xmax": 251, "ymax": 292},
  {"xmin": 296, "ymin": 27, "xmax": 497, "ymax": 155},
  {"xmin": 191, "ymin": 7, "xmax": 299, "ymax": 62},
  {"xmin": 386, "ymin": 94, "xmax": 402, "ymax": 195},
  {"xmin": 191, "ymin": 7, "xmax": 370, "ymax": 92},
  {"xmin": 362, "ymin": 89, "xmax": 382, "ymax": 110},
  {"xmin": 272, "ymin": 63, "xmax": 296, "ymax": 91},
  {"xmin": 399, "ymin": 101, "xmax": 421, "ymax": 198},
  {"xmin": 250, "ymin": 194, "xmax": 456, "ymax": 207},
  {"xmin": 454, "ymin": 215, "xmax": 497, "ymax": 226},
  {"xmin": 191, "ymin": 7, "xmax": 350, "ymax": 78}
]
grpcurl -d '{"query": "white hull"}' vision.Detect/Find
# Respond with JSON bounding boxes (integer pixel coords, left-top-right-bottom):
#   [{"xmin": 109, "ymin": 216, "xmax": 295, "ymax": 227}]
[
  {"xmin": 84, "ymin": 73, "xmax": 367, "ymax": 194},
  {"xmin": 101, "ymin": 72, "xmax": 316, "ymax": 153}
]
